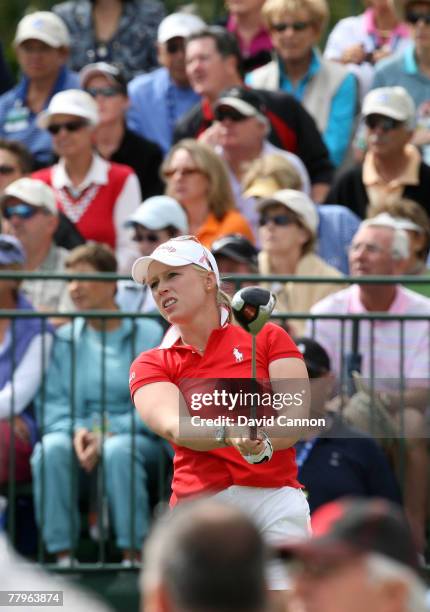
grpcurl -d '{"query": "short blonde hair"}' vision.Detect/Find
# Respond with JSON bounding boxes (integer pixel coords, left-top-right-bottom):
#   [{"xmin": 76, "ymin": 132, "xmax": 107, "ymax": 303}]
[
  {"xmin": 242, "ymin": 154, "xmax": 303, "ymax": 193},
  {"xmin": 262, "ymin": 0, "xmax": 329, "ymax": 33},
  {"xmin": 162, "ymin": 139, "xmax": 236, "ymax": 221}
]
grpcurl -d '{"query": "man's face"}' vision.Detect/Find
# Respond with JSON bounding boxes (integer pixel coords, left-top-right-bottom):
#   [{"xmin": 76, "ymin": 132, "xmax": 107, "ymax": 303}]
[
  {"xmin": 186, "ymin": 37, "xmax": 237, "ymax": 100},
  {"xmin": 291, "ymin": 555, "xmax": 387, "ymax": 612},
  {"xmin": 0, "ymin": 150, "xmax": 24, "ymax": 194},
  {"xmin": 84, "ymin": 74, "xmax": 128, "ymax": 125},
  {"xmin": 268, "ymin": 9, "xmax": 320, "ymax": 64},
  {"xmin": 158, "ymin": 37, "xmax": 189, "ymax": 86},
  {"xmin": 365, "ymin": 114, "xmax": 411, "ymax": 158},
  {"xmin": 215, "ymin": 108, "xmax": 266, "ymax": 152},
  {"xmin": 67, "ymin": 261, "xmax": 116, "ymax": 311},
  {"xmin": 1, "ymin": 196, "xmax": 57, "ymax": 254},
  {"xmin": 16, "ymin": 39, "xmax": 68, "ymax": 81},
  {"xmin": 348, "ymin": 226, "xmax": 403, "ymax": 277},
  {"xmin": 406, "ymin": 2, "xmax": 430, "ymax": 52}
]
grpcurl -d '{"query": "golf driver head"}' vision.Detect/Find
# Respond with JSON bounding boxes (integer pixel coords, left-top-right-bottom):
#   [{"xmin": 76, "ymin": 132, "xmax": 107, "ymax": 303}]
[{"xmin": 231, "ymin": 287, "xmax": 276, "ymax": 335}]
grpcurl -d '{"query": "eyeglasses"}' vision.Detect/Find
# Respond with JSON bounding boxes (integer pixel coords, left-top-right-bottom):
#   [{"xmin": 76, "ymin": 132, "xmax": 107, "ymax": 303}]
[
  {"xmin": 47, "ymin": 119, "xmax": 89, "ymax": 135},
  {"xmin": 348, "ymin": 242, "xmax": 386, "ymax": 255},
  {"xmin": 214, "ymin": 107, "xmax": 249, "ymax": 122},
  {"xmin": 406, "ymin": 11, "xmax": 430, "ymax": 25},
  {"xmin": 364, "ymin": 114, "xmax": 403, "ymax": 132},
  {"xmin": 0, "ymin": 165, "xmax": 18, "ymax": 176},
  {"xmin": 259, "ymin": 214, "xmax": 296, "ymax": 227},
  {"xmin": 270, "ymin": 20, "xmax": 311, "ymax": 33},
  {"xmin": 162, "ymin": 167, "xmax": 203, "ymax": 179},
  {"xmin": 166, "ymin": 38, "xmax": 185, "ymax": 54},
  {"xmin": 3, "ymin": 203, "xmax": 40, "ymax": 220},
  {"xmin": 132, "ymin": 231, "xmax": 162, "ymax": 243},
  {"xmin": 85, "ymin": 86, "xmax": 123, "ymax": 98}
]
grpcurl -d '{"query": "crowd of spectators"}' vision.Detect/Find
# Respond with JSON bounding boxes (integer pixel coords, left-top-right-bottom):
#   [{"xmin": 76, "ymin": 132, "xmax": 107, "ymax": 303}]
[{"xmin": 0, "ymin": 0, "xmax": 429, "ymax": 576}]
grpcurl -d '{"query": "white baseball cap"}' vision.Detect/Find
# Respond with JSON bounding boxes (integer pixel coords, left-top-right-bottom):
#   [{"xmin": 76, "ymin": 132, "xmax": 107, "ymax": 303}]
[
  {"xmin": 362, "ymin": 87, "xmax": 416, "ymax": 129},
  {"xmin": 257, "ymin": 189, "xmax": 318, "ymax": 236},
  {"xmin": 14, "ymin": 11, "xmax": 70, "ymax": 48},
  {"xmin": 37, "ymin": 89, "xmax": 99, "ymax": 129},
  {"xmin": 126, "ymin": 196, "xmax": 189, "ymax": 232},
  {"xmin": 1, "ymin": 178, "xmax": 58, "ymax": 215},
  {"xmin": 132, "ymin": 236, "xmax": 220, "ymax": 285},
  {"xmin": 157, "ymin": 12, "xmax": 205, "ymax": 44}
]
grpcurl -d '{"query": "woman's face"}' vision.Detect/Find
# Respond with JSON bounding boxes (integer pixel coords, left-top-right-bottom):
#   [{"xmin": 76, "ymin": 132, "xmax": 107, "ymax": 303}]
[
  {"xmin": 49, "ymin": 113, "xmax": 94, "ymax": 159},
  {"xmin": 259, "ymin": 203, "xmax": 310, "ymax": 256},
  {"xmin": 67, "ymin": 262, "xmax": 116, "ymax": 311},
  {"xmin": 164, "ymin": 149, "xmax": 209, "ymax": 208},
  {"xmin": 269, "ymin": 9, "xmax": 319, "ymax": 63},
  {"xmin": 132, "ymin": 225, "xmax": 174, "ymax": 257},
  {"xmin": 147, "ymin": 261, "xmax": 212, "ymax": 325}
]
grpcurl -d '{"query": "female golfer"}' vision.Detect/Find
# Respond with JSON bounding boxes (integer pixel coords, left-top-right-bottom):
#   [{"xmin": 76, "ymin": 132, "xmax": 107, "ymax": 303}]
[{"xmin": 130, "ymin": 235, "xmax": 310, "ymax": 589}]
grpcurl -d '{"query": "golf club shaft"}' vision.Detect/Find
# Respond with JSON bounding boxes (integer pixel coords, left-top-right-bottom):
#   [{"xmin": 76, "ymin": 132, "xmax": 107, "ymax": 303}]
[{"xmin": 250, "ymin": 334, "xmax": 257, "ymax": 440}]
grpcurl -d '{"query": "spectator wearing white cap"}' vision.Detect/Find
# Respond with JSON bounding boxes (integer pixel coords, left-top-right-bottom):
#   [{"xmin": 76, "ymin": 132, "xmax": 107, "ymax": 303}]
[
  {"xmin": 257, "ymin": 189, "xmax": 344, "ymax": 336},
  {"xmin": 127, "ymin": 12, "xmax": 205, "ymax": 154},
  {"xmin": 80, "ymin": 62, "xmax": 164, "ymax": 200},
  {"xmin": 0, "ymin": 12, "xmax": 79, "ymax": 169},
  {"xmin": 326, "ymin": 86, "xmax": 430, "ymax": 218},
  {"xmin": 32, "ymin": 89, "xmax": 141, "ymax": 273},
  {"xmin": 0, "ymin": 177, "xmax": 74, "ymax": 315},
  {"xmin": 52, "ymin": 0, "xmax": 164, "ymax": 82},
  {"xmin": 116, "ymin": 195, "xmax": 188, "ymax": 314}
]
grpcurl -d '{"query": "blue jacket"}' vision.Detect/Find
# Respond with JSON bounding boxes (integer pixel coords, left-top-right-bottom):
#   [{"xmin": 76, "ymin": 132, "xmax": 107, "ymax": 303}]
[{"xmin": 35, "ymin": 316, "xmax": 163, "ymax": 436}]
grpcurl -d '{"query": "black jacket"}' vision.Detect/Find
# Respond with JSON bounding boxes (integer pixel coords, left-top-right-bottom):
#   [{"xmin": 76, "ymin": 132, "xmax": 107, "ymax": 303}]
[
  {"xmin": 325, "ymin": 160, "xmax": 430, "ymax": 218},
  {"xmin": 173, "ymin": 90, "xmax": 334, "ymax": 186}
]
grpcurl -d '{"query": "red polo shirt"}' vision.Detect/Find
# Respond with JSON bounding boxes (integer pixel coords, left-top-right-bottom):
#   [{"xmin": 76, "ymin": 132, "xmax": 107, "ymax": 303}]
[{"xmin": 130, "ymin": 320, "xmax": 303, "ymax": 505}]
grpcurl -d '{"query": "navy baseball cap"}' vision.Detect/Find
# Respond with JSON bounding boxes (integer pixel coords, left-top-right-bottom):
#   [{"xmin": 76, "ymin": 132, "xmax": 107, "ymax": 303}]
[{"xmin": 211, "ymin": 234, "xmax": 259, "ymax": 269}]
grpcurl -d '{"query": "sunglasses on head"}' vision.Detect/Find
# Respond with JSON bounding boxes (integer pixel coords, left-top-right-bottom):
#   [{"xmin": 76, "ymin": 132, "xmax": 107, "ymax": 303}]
[
  {"xmin": 259, "ymin": 214, "xmax": 296, "ymax": 227},
  {"xmin": 3, "ymin": 203, "xmax": 40, "ymax": 220},
  {"xmin": 214, "ymin": 107, "xmax": 249, "ymax": 122},
  {"xmin": 365, "ymin": 114, "xmax": 403, "ymax": 131},
  {"xmin": 406, "ymin": 11, "xmax": 430, "ymax": 25},
  {"xmin": 85, "ymin": 86, "xmax": 123, "ymax": 98},
  {"xmin": 47, "ymin": 119, "xmax": 89, "ymax": 135},
  {"xmin": 166, "ymin": 38, "xmax": 185, "ymax": 54},
  {"xmin": 270, "ymin": 20, "xmax": 311, "ymax": 33},
  {"xmin": 0, "ymin": 165, "xmax": 18, "ymax": 176},
  {"xmin": 132, "ymin": 231, "xmax": 162, "ymax": 243}
]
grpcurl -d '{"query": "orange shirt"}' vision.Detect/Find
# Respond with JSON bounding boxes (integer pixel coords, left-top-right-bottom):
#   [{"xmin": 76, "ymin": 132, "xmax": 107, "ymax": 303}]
[{"xmin": 197, "ymin": 210, "xmax": 255, "ymax": 248}]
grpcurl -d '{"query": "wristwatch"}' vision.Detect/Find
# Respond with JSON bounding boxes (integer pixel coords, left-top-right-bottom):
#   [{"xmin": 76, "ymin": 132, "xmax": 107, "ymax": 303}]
[{"xmin": 215, "ymin": 426, "xmax": 227, "ymax": 445}]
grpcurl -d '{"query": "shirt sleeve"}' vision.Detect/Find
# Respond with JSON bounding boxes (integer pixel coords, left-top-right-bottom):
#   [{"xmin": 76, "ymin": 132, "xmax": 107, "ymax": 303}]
[
  {"xmin": 0, "ymin": 333, "xmax": 53, "ymax": 418},
  {"xmin": 323, "ymin": 73, "xmax": 358, "ymax": 167},
  {"xmin": 129, "ymin": 350, "xmax": 172, "ymax": 398},
  {"xmin": 113, "ymin": 172, "xmax": 141, "ymax": 273},
  {"xmin": 263, "ymin": 323, "xmax": 303, "ymax": 364}
]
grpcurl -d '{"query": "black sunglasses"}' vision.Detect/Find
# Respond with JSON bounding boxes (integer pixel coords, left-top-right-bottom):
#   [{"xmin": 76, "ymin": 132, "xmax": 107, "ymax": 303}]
[
  {"xmin": 365, "ymin": 114, "xmax": 403, "ymax": 132},
  {"xmin": 47, "ymin": 119, "xmax": 89, "ymax": 135},
  {"xmin": 166, "ymin": 38, "xmax": 185, "ymax": 54},
  {"xmin": 214, "ymin": 107, "xmax": 248, "ymax": 122},
  {"xmin": 3, "ymin": 203, "xmax": 40, "ymax": 220},
  {"xmin": 0, "ymin": 165, "xmax": 18, "ymax": 176},
  {"xmin": 259, "ymin": 214, "xmax": 296, "ymax": 227},
  {"xmin": 270, "ymin": 20, "xmax": 311, "ymax": 33},
  {"xmin": 132, "ymin": 231, "xmax": 161, "ymax": 243},
  {"xmin": 85, "ymin": 86, "xmax": 123, "ymax": 98},
  {"xmin": 406, "ymin": 11, "xmax": 430, "ymax": 25}
]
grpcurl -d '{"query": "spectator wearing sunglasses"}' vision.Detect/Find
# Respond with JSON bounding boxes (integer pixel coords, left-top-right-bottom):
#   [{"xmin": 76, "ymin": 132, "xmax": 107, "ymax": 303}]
[
  {"xmin": 373, "ymin": 0, "xmax": 430, "ymax": 165},
  {"xmin": 32, "ymin": 89, "xmax": 141, "ymax": 273},
  {"xmin": 0, "ymin": 178, "xmax": 74, "ymax": 315},
  {"xmin": 0, "ymin": 234, "xmax": 54, "ymax": 487},
  {"xmin": 116, "ymin": 195, "xmax": 188, "ymax": 314},
  {"xmin": 0, "ymin": 12, "xmax": 79, "ymax": 170},
  {"xmin": 246, "ymin": 0, "xmax": 358, "ymax": 168},
  {"xmin": 326, "ymin": 86, "xmax": 430, "ymax": 219},
  {"xmin": 257, "ymin": 189, "xmax": 344, "ymax": 336},
  {"xmin": 80, "ymin": 62, "xmax": 164, "ymax": 201},
  {"xmin": 127, "ymin": 12, "xmax": 205, "ymax": 154}
]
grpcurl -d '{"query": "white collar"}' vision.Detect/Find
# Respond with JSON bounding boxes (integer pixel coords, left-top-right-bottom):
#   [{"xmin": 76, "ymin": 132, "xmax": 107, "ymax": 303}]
[
  {"xmin": 158, "ymin": 306, "xmax": 230, "ymax": 349},
  {"xmin": 52, "ymin": 154, "xmax": 110, "ymax": 192}
]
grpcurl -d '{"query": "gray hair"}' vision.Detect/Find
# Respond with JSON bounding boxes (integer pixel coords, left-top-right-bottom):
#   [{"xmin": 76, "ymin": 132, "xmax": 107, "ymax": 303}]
[
  {"xmin": 360, "ymin": 217, "xmax": 410, "ymax": 260},
  {"xmin": 366, "ymin": 553, "xmax": 427, "ymax": 612}
]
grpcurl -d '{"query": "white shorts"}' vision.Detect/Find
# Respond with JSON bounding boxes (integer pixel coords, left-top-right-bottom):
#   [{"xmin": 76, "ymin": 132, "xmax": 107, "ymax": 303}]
[{"xmin": 212, "ymin": 485, "xmax": 311, "ymax": 590}]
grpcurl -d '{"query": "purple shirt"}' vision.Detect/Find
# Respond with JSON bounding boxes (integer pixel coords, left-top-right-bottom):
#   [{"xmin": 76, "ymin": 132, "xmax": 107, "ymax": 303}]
[{"xmin": 227, "ymin": 14, "xmax": 272, "ymax": 59}]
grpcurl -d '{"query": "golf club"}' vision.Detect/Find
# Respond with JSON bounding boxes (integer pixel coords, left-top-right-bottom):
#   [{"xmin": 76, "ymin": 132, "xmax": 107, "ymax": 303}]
[{"xmin": 231, "ymin": 287, "xmax": 276, "ymax": 439}]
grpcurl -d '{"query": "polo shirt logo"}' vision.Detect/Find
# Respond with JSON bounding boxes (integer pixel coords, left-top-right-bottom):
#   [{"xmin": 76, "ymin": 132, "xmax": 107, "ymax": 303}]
[{"xmin": 233, "ymin": 347, "xmax": 243, "ymax": 362}]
